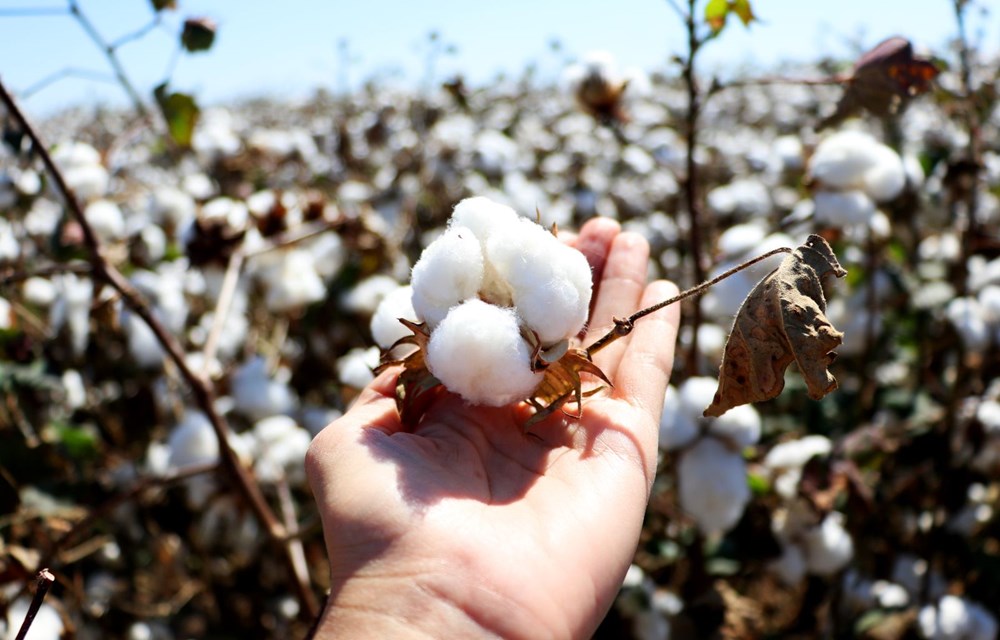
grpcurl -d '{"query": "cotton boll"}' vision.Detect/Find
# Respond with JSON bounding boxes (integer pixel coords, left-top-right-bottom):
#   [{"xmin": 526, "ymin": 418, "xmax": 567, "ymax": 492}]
[
  {"xmin": 167, "ymin": 412, "xmax": 218, "ymax": 468},
  {"xmin": 24, "ymin": 198, "xmax": 61, "ymax": 236},
  {"xmin": 50, "ymin": 273, "xmax": 93, "ymax": 357},
  {"xmin": 487, "ymin": 218, "xmax": 592, "ymax": 345},
  {"xmin": 410, "ymin": 225, "xmax": 485, "ymax": 328},
  {"xmin": 84, "ymin": 199, "xmax": 126, "ymax": 241},
  {"xmin": 150, "ymin": 186, "xmax": 196, "ymax": 232},
  {"xmin": 709, "ymin": 404, "xmax": 762, "ymax": 448},
  {"xmin": 426, "ymin": 299, "xmax": 543, "ymax": 407},
  {"xmin": 862, "ymin": 143, "xmax": 906, "ymax": 201},
  {"xmin": 449, "ymin": 196, "xmax": 522, "ymax": 246},
  {"xmin": 231, "ymin": 356, "xmax": 297, "ymax": 420},
  {"xmin": 808, "ymin": 130, "xmax": 879, "ymax": 190},
  {"xmin": 677, "ymin": 437, "xmax": 750, "ymax": 534},
  {"xmin": 123, "ymin": 310, "xmax": 165, "ymax": 368},
  {"xmin": 252, "ymin": 415, "xmax": 312, "ymax": 484},
  {"xmin": 813, "ymin": 190, "xmax": 876, "ymax": 226},
  {"xmin": 772, "ymin": 134, "xmax": 804, "ymax": 172},
  {"xmin": 917, "ymin": 595, "xmax": 989, "ymax": 640},
  {"xmin": 336, "ymin": 346, "xmax": 380, "ymax": 389},
  {"xmin": 371, "ymin": 285, "xmax": 418, "ymax": 349},
  {"xmin": 5, "ymin": 598, "xmax": 64, "ymax": 640},
  {"xmin": 765, "ymin": 435, "xmax": 833, "ymax": 471},
  {"xmin": 716, "ymin": 223, "xmax": 767, "ymax": 258},
  {"xmin": 308, "ymin": 232, "xmax": 346, "ymax": 280},
  {"xmin": 261, "ymin": 249, "xmax": 326, "ymax": 312},
  {"xmin": 660, "ymin": 385, "xmax": 699, "ymax": 451},
  {"xmin": 0, "ymin": 219, "xmax": 17, "ymax": 262},
  {"xmin": 0, "ymin": 297, "xmax": 10, "ymax": 330},
  {"xmin": 802, "ymin": 511, "xmax": 853, "ymax": 575},
  {"xmin": 53, "ymin": 140, "xmax": 109, "ymax": 200},
  {"xmin": 22, "ymin": 276, "xmax": 56, "ymax": 306},
  {"xmin": 946, "ymin": 297, "xmax": 992, "ymax": 351},
  {"xmin": 341, "ymin": 274, "xmax": 401, "ymax": 315}
]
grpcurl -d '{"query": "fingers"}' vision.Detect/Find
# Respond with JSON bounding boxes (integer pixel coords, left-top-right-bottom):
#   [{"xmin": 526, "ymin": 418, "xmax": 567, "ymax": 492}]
[
  {"xmin": 583, "ymin": 231, "xmax": 650, "ymax": 381},
  {"xmin": 569, "ymin": 217, "xmax": 620, "ymax": 294},
  {"xmin": 611, "ymin": 280, "xmax": 681, "ymax": 421}
]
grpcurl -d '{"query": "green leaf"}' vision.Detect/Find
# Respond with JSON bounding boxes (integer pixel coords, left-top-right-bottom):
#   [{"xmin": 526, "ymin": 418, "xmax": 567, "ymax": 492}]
[
  {"xmin": 704, "ymin": 0, "xmax": 730, "ymax": 33},
  {"xmin": 747, "ymin": 471, "xmax": 771, "ymax": 496},
  {"xmin": 154, "ymin": 83, "xmax": 200, "ymax": 148},
  {"xmin": 731, "ymin": 0, "xmax": 756, "ymax": 26},
  {"xmin": 53, "ymin": 422, "xmax": 100, "ymax": 459},
  {"xmin": 181, "ymin": 17, "xmax": 217, "ymax": 53}
]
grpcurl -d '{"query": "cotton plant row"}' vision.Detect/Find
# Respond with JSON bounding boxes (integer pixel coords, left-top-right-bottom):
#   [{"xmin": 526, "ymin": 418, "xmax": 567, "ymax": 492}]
[{"xmin": 2, "ymin": 44, "xmax": 1000, "ymax": 637}]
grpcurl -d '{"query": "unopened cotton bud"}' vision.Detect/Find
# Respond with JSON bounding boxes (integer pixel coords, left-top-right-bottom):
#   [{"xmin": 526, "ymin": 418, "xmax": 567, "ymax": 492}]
[{"xmin": 426, "ymin": 299, "xmax": 542, "ymax": 406}]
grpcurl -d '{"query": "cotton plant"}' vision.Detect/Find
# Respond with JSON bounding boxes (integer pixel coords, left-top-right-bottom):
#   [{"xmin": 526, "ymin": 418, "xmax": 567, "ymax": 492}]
[
  {"xmin": 659, "ymin": 377, "xmax": 762, "ymax": 534},
  {"xmin": 805, "ymin": 129, "xmax": 906, "ymax": 228},
  {"xmin": 918, "ymin": 594, "xmax": 998, "ymax": 640}
]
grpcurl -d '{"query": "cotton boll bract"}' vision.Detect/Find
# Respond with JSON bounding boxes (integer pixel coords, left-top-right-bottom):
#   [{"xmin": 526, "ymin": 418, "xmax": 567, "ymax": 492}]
[
  {"xmin": 677, "ymin": 437, "xmax": 751, "ymax": 534},
  {"xmin": 426, "ymin": 299, "xmax": 543, "ymax": 407}
]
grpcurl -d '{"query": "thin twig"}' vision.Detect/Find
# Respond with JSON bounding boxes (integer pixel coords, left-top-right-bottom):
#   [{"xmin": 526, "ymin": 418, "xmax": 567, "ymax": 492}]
[
  {"xmin": 202, "ymin": 250, "xmax": 245, "ymax": 366},
  {"xmin": 13, "ymin": 569, "xmax": 55, "ymax": 640},
  {"xmin": 277, "ymin": 477, "xmax": 320, "ymax": 617},
  {"xmin": 587, "ymin": 246, "xmax": 792, "ymax": 356},
  {"xmin": 66, "ymin": 0, "xmax": 150, "ymax": 119},
  {"xmin": 0, "ymin": 262, "xmax": 91, "ymax": 286},
  {"xmin": 679, "ymin": 0, "xmax": 708, "ymax": 374},
  {"xmin": 20, "ymin": 68, "xmax": 117, "ymax": 99},
  {"xmin": 0, "ymin": 78, "xmax": 320, "ymax": 620},
  {"xmin": 109, "ymin": 15, "xmax": 162, "ymax": 50}
]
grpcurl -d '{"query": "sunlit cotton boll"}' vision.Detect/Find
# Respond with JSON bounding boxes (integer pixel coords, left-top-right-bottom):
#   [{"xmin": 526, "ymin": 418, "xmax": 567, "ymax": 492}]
[
  {"xmin": 251, "ymin": 415, "xmax": 311, "ymax": 484},
  {"xmin": 659, "ymin": 385, "xmax": 698, "ymax": 451},
  {"xmin": 370, "ymin": 285, "xmax": 418, "ymax": 350},
  {"xmin": 84, "ymin": 199, "xmax": 125, "ymax": 241},
  {"xmin": 426, "ymin": 299, "xmax": 543, "ymax": 407},
  {"xmin": 677, "ymin": 437, "xmax": 750, "ymax": 534},
  {"xmin": 336, "ymin": 346, "xmax": 380, "ymax": 389},
  {"xmin": 812, "ymin": 189, "xmax": 876, "ymax": 226},
  {"xmin": 763, "ymin": 435, "xmax": 832, "ymax": 499},
  {"xmin": 260, "ymin": 248, "xmax": 326, "ymax": 312},
  {"xmin": 802, "ymin": 511, "xmax": 854, "ymax": 576},
  {"xmin": 449, "ymin": 196, "xmax": 522, "ymax": 248},
  {"xmin": 5, "ymin": 598, "xmax": 63, "ymax": 640},
  {"xmin": 808, "ymin": 130, "xmax": 905, "ymax": 202},
  {"xmin": 52, "ymin": 140, "xmax": 109, "ymax": 200},
  {"xmin": 918, "ymin": 594, "xmax": 999, "ymax": 640},
  {"xmin": 341, "ymin": 274, "xmax": 401, "ymax": 315},
  {"xmin": 708, "ymin": 403, "xmax": 762, "ymax": 449},
  {"xmin": 410, "ymin": 224, "xmax": 485, "ymax": 328},
  {"xmin": 946, "ymin": 297, "xmax": 993, "ymax": 351},
  {"xmin": 486, "ymin": 217, "xmax": 592, "ymax": 345},
  {"xmin": 231, "ymin": 356, "xmax": 297, "ymax": 420}
]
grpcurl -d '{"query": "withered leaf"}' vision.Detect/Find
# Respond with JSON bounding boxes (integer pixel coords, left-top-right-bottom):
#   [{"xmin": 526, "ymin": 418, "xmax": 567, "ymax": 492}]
[
  {"xmin": 374, "ymin": 319, "xmax": 441, "ymax": 426},
  {"xmin": 704, "ymin": 235, "xmax": 847, "ymax": 418},
  {"xmin": 819, "ymin": 36, "xmax": 939, "ymax": 130}
]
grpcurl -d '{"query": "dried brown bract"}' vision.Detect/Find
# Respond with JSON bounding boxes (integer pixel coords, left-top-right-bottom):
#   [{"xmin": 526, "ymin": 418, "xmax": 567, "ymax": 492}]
[{"xmin": 704, "ymin": 235, "xmax": 847, "ymax": 418}]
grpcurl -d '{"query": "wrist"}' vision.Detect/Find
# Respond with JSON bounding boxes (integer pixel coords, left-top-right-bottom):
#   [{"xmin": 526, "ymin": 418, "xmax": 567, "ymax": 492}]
[{"xmin": 311, "ymin": 555, "xmax": 566, "ymax": 640}]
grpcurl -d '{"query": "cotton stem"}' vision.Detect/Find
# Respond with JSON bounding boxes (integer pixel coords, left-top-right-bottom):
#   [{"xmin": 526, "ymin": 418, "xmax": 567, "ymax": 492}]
[{"xmin": 586, "ymin": 246, "xmax": 792, "ymax": 356}]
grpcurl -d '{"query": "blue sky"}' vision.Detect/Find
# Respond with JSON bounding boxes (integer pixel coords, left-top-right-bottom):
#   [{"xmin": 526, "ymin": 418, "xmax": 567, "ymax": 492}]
[{"xmin": 0, "ymin": 0, "xmax": 996, "ymax": 115}]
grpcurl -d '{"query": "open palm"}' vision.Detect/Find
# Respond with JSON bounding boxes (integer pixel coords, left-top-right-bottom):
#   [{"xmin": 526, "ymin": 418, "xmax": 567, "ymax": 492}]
[{"xmin": 306, "ymin": 218, "xmax": 680, "ymax": 639}]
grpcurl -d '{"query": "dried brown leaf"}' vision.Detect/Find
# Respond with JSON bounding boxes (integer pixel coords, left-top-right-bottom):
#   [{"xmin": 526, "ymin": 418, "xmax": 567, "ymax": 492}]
[{"xmin": 705, "ymin": 235, "xmax": 847, "ymax": 417}]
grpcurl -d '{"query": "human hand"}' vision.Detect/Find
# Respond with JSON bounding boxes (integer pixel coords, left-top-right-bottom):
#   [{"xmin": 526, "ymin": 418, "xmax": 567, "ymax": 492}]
[{"xmin": 306, "ymin": 217, "xmax": 680, "ymax": 639}]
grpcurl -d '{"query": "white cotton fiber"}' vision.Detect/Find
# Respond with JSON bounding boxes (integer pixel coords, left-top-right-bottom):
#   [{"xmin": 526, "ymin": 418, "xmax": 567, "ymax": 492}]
[
  {"xmin": 769, "ymin": 543, "xmax": 807, "ymax": 586},
  {"xmin": 487, "ymin": 218, "xmax": 592, "ymax": 344},
  {"xmin": 370, "ymin": 285, "xmax": 418, "ymax": 349},
  {"xmin": 803, "ymin": 512, "xmax": 854, "ymax": 576},
  {"xmin": 808, "ymin": 130, "xmax": 905, "ymax": 202},
  {"xmin": 449, "ymin": 196, "xmax": 522, "ymax": 246},
  {"xmin": 813, "ymin": 189, "xmax": 876, "ymax": 226},
  {"xmin": 659, "ymin": 385, "xmax": 699, "ymax": 451},
  {"xmin": 410, "ymin": 224, "xmax": 485, "ymax": 328},
  {"xmin": 918, "ymin": 594, "xmax": 998, "ymax": 640},
  {"xmin": 709, "ymin": 403, "xmax": 762, "ymax": 449},
  {"xmin": 677, "ymin": 437, "xmax": 750, "ymax": 534},
  {"xmin": 426, "ymin": 299, "xmax": 543, "ymax": 406},
  {"xmin": 764, "ymin": 435, "xmax": 833, "ymax": 471}
]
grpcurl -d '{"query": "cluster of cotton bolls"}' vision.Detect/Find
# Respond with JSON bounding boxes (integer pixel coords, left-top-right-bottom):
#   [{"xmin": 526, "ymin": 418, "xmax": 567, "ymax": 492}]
[
  {"xmin": 371, "ymin": 196, "xmax": 592, "ymax": 406},
  {"xmin": 4, "ymin": 41, "xmax": 1000, "ymax": 637}
]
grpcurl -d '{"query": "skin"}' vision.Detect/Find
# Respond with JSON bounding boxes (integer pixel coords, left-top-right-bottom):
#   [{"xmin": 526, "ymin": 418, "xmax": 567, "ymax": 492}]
[{"xmin": 306, "ymin": 218, "xmax": 680, "ymax": 639}]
